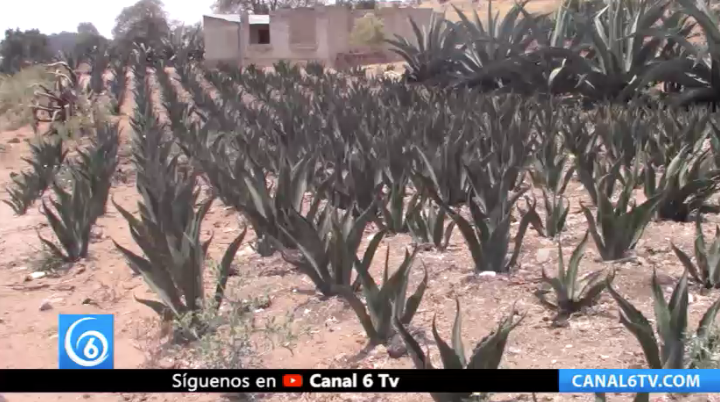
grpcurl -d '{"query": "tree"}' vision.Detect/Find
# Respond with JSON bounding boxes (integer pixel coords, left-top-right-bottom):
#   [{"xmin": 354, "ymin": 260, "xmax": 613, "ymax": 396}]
[
  {"xmin": 163, "ymin": 22, "xmax": 204, "ymax": 62},
  {"xmin": 112, "ymin": 0, "xmax": 170, "ymax": 50},
  {"xmin": 77, "ymin": 22, "xmax": 100, "ymax": 36},
  {"xmin": 212, "ymin": 0, "xmax": 321, "ymax": 14},
  {"xmin": 75, "ymin": 22, "xmax": 107, "ymax": 59},
  {"xmin": 350, "ymin": 13, "xmax": 385, "ymax": 46},
  {"xmin": 0, "ymin": 29, "xmax": 52, "ymax": 74}
]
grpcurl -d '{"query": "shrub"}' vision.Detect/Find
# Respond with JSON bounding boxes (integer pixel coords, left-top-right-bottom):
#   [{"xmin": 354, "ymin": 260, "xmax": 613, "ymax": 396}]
[
  {"xmin": 0, "ymin": 66, "xmax": 52, "ymax": 130},
  {"xmin": 350, "ymin": 13, "xmax": 386, "ymax": 47}
]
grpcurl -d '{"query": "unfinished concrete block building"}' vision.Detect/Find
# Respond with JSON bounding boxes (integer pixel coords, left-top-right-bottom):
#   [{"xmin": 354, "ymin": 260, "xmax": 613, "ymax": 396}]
[{"xmin": 202, "ymin": 5, "xmax": 434, "ymax": 68}]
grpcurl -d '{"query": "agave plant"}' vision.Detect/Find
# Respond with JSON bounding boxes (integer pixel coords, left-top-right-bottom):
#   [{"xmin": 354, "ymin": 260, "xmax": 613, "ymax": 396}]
[
  {"xmin": 322, "ymin": 148, "xmax": 383, "ymax": 216},
  {"xmin": 24, "ymin": 136, "xmax": 67, "ymax": 193},
  {"xmin": 378, "ymin": 173, "xmax": 416, "ymax": 234},
  {"xmin": 38, "ymin": 169, "xmax": 96, "ymax": 262},
  {"xmin": 413, "ymin": 143, "xmax": 469, "ymax": 208},
  {"xmin": 581, "ymin": 170, "xmax": 661, "ymax": 261},
  {"xmin": 277, "ymin": 203, "xmax": 379, "ymax": 297},
  {"xmin": 529, "ymin": 130, "xmax": 575, "ymax": 238},
  {"xmin": 4, "ymin": 172, "xmax": 42, "ymax": 215},
  {"xmin": 451, "ymin": 1, "xmax": 548, "ymax": 93},
  {"xmin": 394, "ymin": 299, "xmax": 524, "ymax": 402},
  {"xmin": 114, "ymin": 188, "xmax": 246, "ymax": 333},
  {"xmin": 636, "ymin": 0, "xmax": 720, "ymax": 107},
  {"xmin": 407, "ymin": 196, "xmax": 456, "ymax": 251},
  {"xmin": 386, "ymin": 13, "xmax": 464, "ymax": 84},
  {"xmin": 560, "ymin": 113, "xmax": 618, "ymax": 207},
  {"xmin": 607, "ymin": 269, "xmax": 720, "ymax": 369},
  {"xmin": 108, "ymin": 60, "xmax": 127, "ymax": 115},
  {"xmin": 535, "ymin": 232, "xmax": 611, "ymax": 323},
  {"xmin": 305, "ymin": 61, "xmax": 326, "ymax": 78},
  {"xmin": 199, "ymin": 150, "xmax": 320, "ymax": 256},
  {"xmin": 340, "ymin": 246, "xmax": 426, "ymax": 348},
  {"xmin": 419, "ymin": 159, "xmax": 537, "ymax": 273},
  {"xmin": 672, "ymin": 216, "xmax": 720, "ymax": 289},
  {"xmin": 539, "ymin": 0, "xmax": 685, "ymax": 101},
  {"xmin": 3, "ymin": 136, "xmax": 66, "ymax": 215},
  {"xmin": 88, "ymin": 49, "xmax": 110, "ymax": 98},
  {"xmin": 76, "ymin": 121, "xmax": 120, "ymax": 218},
  {"xmin": 644, "ymin": 142, "xmax": 720, "ymax": 222}
]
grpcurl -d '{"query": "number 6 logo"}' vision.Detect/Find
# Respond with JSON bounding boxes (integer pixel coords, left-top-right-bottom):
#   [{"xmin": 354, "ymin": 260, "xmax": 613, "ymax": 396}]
[{"xmin": 59, "ymin": 314, "xmax": 114, "ymax": 369}]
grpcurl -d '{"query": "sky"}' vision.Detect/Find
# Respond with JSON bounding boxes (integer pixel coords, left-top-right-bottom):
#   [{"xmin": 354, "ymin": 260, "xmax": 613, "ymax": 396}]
[{"xmin": 1, "ymin": 0, "xmax": 217, "ymax": 38}]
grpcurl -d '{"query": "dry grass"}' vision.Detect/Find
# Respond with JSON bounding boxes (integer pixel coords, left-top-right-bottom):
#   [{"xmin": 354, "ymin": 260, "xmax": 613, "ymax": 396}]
[{"xmin": 0, "ymin": 66, "xmax": 53, "ymax": 130}]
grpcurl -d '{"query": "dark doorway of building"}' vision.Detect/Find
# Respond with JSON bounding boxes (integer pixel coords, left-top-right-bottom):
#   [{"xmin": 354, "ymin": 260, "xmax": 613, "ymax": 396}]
[{"xmin": 250, "ymin": 24, "xmax": 271, "ymax": 44}]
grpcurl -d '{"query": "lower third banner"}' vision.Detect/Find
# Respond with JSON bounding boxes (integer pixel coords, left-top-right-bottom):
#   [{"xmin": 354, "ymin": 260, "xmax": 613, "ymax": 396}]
[
  {"xmin": 0, "ymin": 369, "xmax": 555, "ymax": 393},
  {"xmin": 1, "ymin": 369, "xmax": 719, "ymax": 393}
]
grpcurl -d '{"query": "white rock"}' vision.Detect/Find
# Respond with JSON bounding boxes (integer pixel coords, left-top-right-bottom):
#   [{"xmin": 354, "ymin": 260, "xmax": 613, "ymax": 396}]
[
  {"xmin": 39, "ymin": 300, "xmax": 53, "ymax": 311},
  {"xmin": 536, "ymin": 248, "xmax": 553, "ymax": 263},
  {"xmin": 478, "ymin": 271, "xmax": 496, "ymax": 278},
  {"xmin": 26, "ymin": 271, "xmax": 46, "ymax": 281}
]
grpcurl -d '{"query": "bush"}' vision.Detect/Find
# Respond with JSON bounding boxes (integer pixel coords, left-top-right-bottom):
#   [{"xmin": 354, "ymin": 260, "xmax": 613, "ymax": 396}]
[
  {"xmin": 0, "ymin": 66, "xmax": 52, "ymax": 130},
  {"xmin": 350, "ymin": 13, "xmax": 386, "ymax": 46}
]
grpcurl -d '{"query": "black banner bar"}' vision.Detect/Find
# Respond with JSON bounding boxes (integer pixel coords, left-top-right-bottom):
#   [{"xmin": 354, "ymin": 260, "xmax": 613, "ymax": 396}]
[{"xmin": 0, "ymin": 369, "xmax": 559, "ymax": 393}]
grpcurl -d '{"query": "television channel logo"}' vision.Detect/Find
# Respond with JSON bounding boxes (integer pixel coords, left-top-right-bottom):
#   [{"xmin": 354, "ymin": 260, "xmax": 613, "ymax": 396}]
[{"xmin": 58, "ymin": 314, "xmax": 114, "ymax": 369}]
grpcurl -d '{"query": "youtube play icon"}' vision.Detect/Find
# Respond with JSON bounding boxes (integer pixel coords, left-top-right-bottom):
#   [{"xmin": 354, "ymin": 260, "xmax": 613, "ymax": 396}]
[{"xmin": 283, "ymin": 374, "xmax": 303, "ymax": 387}]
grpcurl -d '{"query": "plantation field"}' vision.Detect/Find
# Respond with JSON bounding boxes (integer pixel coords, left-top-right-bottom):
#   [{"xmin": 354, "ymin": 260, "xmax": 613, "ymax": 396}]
[{"xmin": 3, "ymin": 1, "xmax": 720, "ymax": 402}]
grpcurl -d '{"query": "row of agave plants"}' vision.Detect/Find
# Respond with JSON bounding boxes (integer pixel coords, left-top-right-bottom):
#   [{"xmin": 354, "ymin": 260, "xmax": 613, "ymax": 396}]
[
  {"xmin": 5, "ymin": 45, "xmax": 122, "ymax": 217},
  {"xmin": 390, "ymin": 0, "xmax": 720, "ymax": 107}
]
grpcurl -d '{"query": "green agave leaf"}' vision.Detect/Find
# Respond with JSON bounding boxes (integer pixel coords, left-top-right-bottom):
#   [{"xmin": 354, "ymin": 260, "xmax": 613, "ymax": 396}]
[
  {"xmin": 466, "ymin": 309, "xmax": 524, "ymax": 370},
  {"xmin": 431, "ymin": 314, "xmax": 464, "ymax": 370},
  {"xmin": 213, "ymin": 226, "xmax": 247, "ymax": 310},
  {"xmin": 697, "ymin": 295, "xmax": 720, "ymax": 338},
  {"xmin": 607, "ymin": 274, "xmax": 662, "ymax": 369},
  {"xmin": 400, "ymin": 262, "xmax": 428, "ymax": 325}
]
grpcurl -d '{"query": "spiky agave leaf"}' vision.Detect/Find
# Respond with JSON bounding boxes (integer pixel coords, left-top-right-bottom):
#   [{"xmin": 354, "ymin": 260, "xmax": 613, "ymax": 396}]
[
  {"xmin": 394, "ymin": 299, "xmax": 523, "ymax": 402},
  {"xmin": 385, "ymin": 13, "xmax": 464, "ymax": 84},
  {"xmin": 582, "ymin": 170, "xmax": 662, "ymax": 261},
  {"xmin": 4, "ymin": 172, "xmax": 42, "ymax": 215},
  {"xmin": 407, "ymin": 196, "xmax": 456, "ymax": 251},
  {"xmin": 340, "ymin": 246, "xmax": 423, "ymax": 345},
  {"xmin": 606, "ymin": 269, "xmax": 720, "ymax": 369},
  {"xmin": 23, "ymin": 136, "xmax": 66, "ymax": 193},
  {"xmin": 451, "ymin": 0, "xmax": 547, "ymax": 93},
  {"xmin": 606, "ymin": 270, "xmax": 663, "ymax": 369},
  {"xmin": 671, "ymin": 216, "xmax": 720, "ymax": 289},
  {"xmin": 536, "ymin": 232, "xmax": 611, "ymax": 320},
  {"xmin": 277, "ymin": 202, "xmax": 379, "ymax": 297},
  {"xmin": 38, "ymin": 170, "xmax": 95, "ymax": 262}
]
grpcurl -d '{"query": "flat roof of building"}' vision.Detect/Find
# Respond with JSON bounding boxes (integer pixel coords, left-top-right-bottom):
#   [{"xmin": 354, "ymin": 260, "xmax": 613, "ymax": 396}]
[{"xmin": 203, "ymin": 14, "xmax": 270, "ymax": 24}]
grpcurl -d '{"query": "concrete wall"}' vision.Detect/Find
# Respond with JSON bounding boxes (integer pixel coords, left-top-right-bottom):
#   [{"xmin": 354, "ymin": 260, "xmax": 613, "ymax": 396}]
[
  {"xmin": 203, "ymin": 16, "xmax": 241, "ymax": 66},
  {"xmin": 334, "ymin": 7, "xmax": 434, "ymax": 67},
  {"xmin": 240, "ymin": 7, "xmax": 331, "ymax": 67},
  {"xmin": 204, "ymin": 6, "xmax": 434, "ymax": 68}
]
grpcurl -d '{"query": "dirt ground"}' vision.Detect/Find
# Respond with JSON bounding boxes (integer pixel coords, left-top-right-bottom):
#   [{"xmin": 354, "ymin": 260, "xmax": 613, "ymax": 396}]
[{"xmin": 1, "ymin": 1, "xmax": 720, "ymax": 402}]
